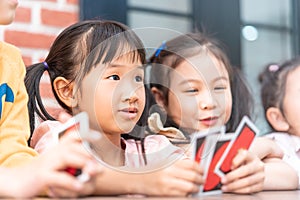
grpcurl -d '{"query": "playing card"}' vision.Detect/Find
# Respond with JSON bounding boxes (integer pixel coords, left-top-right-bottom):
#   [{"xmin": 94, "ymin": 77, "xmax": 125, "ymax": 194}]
[
  {"xmin": 192, "ymin": 126, "xmax": 227, "ymax": 195},
  {"xmin": 200, "ymin": 131, "xmax": 234, "ymax": 195},
  {"xmin": 214, "ymin": 116, "xmax": 258, "ymax": 178},
  {"xmin": 56, "ymin": 112, "xmax": 91, "ymax": 182}
]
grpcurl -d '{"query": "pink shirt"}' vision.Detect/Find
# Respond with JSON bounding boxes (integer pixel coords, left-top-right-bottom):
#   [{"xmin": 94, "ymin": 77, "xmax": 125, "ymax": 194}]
[
  {"xmin": 32, "ymin": 121, "xmax": 186, "ymax": 168},
  {"xmin": 124, "ymin": 135, "xmax": 185, "ymax": 168}
]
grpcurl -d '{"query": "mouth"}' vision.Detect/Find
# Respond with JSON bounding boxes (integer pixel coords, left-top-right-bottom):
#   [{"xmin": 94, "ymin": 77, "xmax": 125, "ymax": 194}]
[
  {"xmin": 119, "ymin": 107, "xmax": 139, "ymax": 119},
  {"xmin": 121, "ymin": 107, "xmax": 138, "ymax": 113},
  {"xmin": 199, "ymin": 116, "xmax": 219, "ymax": 126}
]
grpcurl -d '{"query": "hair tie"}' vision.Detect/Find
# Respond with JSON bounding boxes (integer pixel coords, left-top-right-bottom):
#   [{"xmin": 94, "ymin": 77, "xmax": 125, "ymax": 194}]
[
  {"xmin": 268, "ymin": 64, "xmax": 279, "ymax": 72},
  {"xmin": 43, "ymin": 61, "xmax": 49, "ymax": 70},
  {"xmin": 154, "ymin": 41, "xmax": 166, "ymax": 57}
]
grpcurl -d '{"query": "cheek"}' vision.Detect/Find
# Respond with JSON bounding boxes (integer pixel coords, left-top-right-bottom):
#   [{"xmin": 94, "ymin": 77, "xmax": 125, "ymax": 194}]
[{"xmin": 224, "ymin": 91, "xmax": 232, "ymax": 123}]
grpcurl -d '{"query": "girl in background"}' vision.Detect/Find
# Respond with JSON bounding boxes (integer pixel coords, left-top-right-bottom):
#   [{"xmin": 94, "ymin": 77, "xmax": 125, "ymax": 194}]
[
  {"xmin": 148, "ymin": 32, "xmax": 298, "ymax": 193},
  {"xmin": 259, "ymin": 57, "xmax": 300, "ymax": 188}
]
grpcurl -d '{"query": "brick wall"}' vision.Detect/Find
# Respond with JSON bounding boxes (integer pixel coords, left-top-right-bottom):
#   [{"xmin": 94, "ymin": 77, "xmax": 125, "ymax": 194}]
[{"xmin": 0, "ymin": 0, "xmax": 79, "ymax": 119}]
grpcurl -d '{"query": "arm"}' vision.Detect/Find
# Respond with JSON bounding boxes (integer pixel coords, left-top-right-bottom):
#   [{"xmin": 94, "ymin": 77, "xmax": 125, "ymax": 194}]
[
  {"xmin": 250, "ymin": 137, "xmax": 283, "ymax": 160},
  {"xmin": 0, "ymin": 44, "xmax": 37, "ymax": 167},
  {"xmin": 94, "ymin": 159, "xmax": 204, "ymax": 196},
  {"xmin": 263, "ymin": 158, "xmax": 298, "ymax": 190},
  {"xmin": 0, "ymin": 133, "xmax": 100, "ymax": 198}
]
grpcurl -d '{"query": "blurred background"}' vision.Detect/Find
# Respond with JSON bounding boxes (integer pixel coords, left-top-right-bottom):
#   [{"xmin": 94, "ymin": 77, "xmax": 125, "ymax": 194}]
[{"xmin": 1, "ymin": 0, "xmax": 299, "ymax": 134}]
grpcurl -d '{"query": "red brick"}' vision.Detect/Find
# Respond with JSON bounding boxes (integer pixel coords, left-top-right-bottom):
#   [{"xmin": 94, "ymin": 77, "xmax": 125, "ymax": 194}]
[
  {"xmin": 15, "ymin": 7, "xmax": 31, "ymax": 23},
  {"xmin": 41, "ymin": 9, "xmax": 78, "ymax": 27},
  {"xmin": 67, "ymin": 0, "xmax": 78, "ymax": 5},
  {"xmin": 4, "ymin": 30, "xmax": 55, "ymax": 49},
  {"xmin": 22, "ymin": 56, "xmax": 32, "ymax": 66},
  {"xmin": 40, "ymin": 82, "xmax": 54, "ymax": 98}
]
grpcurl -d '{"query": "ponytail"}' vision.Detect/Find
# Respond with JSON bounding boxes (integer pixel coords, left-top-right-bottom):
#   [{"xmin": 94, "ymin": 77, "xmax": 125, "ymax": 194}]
[{"xmin": 25, "ymin": 62, "xmax": 55, "ymax": 137}]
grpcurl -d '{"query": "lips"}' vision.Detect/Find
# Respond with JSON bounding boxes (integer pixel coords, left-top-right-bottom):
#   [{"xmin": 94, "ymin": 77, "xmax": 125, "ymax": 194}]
[
  {"xmin": 119, "ymin": 107, "xmax": 139, "ymax": 120},
  {"xmin": 200, "ymin": 116, "xmax": 219, "ymax": 127}
]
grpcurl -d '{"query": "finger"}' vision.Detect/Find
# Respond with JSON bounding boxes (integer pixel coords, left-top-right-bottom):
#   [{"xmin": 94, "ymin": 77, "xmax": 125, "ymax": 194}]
[
  {"xmin": 59, "ymin": 130, "xmax": 82, "ymax": 143},
  {"xmin": 176, "ymin": 160, "xmax": 204, "ymax": 174},
  {"xmin": 223, "ymin": 159, "xmax": 264, "ymax": 184},
  {"xmin": 222, "ymin": 171, "xmax": 264, "ymax": 193},
  {"xmin": 47, "ymin": 187, "xmax": 78, "ymax": 198},
  {"xmin": 231, "ymin": 149, "xmax": 251, "ymax": 170},
  {"xmin": 165, "ymin": 178, "xmax": 200, "ymax": 196},
  {"xmin": 45, "ymin": 172, "xmax": 83, "ymax": 193},
  {"xmin": 173, "ymin": 168, "xmax": 204, "ymax": 185},
  {"xmin": 222, "ymin": 180, "xmax": 264, "ymax": 194}
]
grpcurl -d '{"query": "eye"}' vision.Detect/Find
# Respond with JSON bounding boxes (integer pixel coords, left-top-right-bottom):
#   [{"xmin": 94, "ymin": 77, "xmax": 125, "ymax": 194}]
[
  {"xmin": 135, "ymin": 75, "xmax": 143, "ymax": 82},
  {"xmin": 214, "ymin": 86, "xmax": 227, "ymax": 91},
  {"xmin": 108, "ymin": 75, "xmax": 120, "ymax": 80},
  {"xmin": 185, "ymin": 88, "xmax": 198, "ymax": 93}
]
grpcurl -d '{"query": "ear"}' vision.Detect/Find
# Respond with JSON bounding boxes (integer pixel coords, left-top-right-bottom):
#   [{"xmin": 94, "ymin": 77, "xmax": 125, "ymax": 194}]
[
  {"xmin": 266, "ymin": 107, "xmax": 289, "ymax": 132},
  {"xmin": 151, "ymin": 87, "xmax": 167, "ymax": 109},
  {"xmin": 53, "ymin": 77, "xmax": 78, "ymax": 108}
]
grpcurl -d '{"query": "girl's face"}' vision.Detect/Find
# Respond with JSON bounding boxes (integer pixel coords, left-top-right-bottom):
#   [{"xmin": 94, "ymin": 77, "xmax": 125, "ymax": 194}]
[
  {"xmin": 0, "ymin": 0, "xmax": 18, "ymax": 25},
  {"xmin": 78, "ymin": 54, "xmax": 145, "ymax": 138},
  {"xmin": 282, "ymin": 66, "xmax": 300, "ymax": 137},
  {"xmin": 165, "ymin": 53, "xmax": 232, "ymax": 132}
]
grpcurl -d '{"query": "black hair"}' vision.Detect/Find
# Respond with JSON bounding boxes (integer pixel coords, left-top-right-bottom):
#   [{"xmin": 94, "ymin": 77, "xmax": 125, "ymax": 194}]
[
  {"xmin": 259, "ymin": 57, "xmax": 300, "ymax": 130},
  {"xmin": 149, "ymin": 32, "xmax": 253, "ymax": 132},
  {"xmin": 25, "ymin": 20, "xmax": 146, "ymax": 137}
]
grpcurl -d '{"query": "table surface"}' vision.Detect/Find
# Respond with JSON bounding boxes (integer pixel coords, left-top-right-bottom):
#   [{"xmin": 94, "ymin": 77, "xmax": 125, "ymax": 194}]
[{"xmin": 32, "ymin": 190, "xmax": 300, "ymax": 200}]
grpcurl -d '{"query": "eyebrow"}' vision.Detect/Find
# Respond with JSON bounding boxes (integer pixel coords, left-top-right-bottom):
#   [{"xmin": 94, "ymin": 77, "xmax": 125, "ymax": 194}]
[
  {"xmin": 178, "ymin": 76, "xmax": 229, "ymax": 86},
  {"xmin": 109, "ymin": 64, "xmax": 144, "ymax": 70}
]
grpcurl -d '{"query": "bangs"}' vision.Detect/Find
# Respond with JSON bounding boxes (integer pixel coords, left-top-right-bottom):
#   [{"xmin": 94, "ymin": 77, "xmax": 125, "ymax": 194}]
[
  {"xmin": 76, "ymin": 21, "xmax": 145, "ymax": 88},
  {"xmin": 88, "ymin": 30, "xmax": 145, "ymax": 69}
]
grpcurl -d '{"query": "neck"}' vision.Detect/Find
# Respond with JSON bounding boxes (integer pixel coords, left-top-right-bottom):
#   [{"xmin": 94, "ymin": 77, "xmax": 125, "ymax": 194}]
[{"xmin": 89, "ymin": 132, "xmax": 125, "ymax": 167}]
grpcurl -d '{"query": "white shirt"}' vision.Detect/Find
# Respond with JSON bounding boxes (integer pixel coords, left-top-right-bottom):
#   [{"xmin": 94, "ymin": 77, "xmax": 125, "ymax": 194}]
[{"xmin": 265, "ymin": 132, "xmax": 300, "ymax": 188}]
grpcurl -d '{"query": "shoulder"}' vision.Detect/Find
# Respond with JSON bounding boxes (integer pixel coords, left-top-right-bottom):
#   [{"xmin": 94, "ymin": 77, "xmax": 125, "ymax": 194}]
[
  {"xmin": 0, "ymin": 41, "xmax": 22, "ymax": 57},
  {"xmin": 265, "ymin": 132, "xmax": 292, "ymax": 140},
  {"xmin": 0, "ymin": 41, "xmax": 24, "ymax": 79}
]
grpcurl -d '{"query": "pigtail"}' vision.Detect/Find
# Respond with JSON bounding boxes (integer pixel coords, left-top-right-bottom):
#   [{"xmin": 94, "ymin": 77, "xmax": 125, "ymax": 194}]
[
  {"xmin": 25, "ymin": 62, "xmax": 55, "ymax": 137},
  {"xmin": 227, "ymin": 67, "xmax": 254, "ymax": 132},
  {"xmin": 258, "ymin": 63, "xmax": 281, "ymax": 116}
]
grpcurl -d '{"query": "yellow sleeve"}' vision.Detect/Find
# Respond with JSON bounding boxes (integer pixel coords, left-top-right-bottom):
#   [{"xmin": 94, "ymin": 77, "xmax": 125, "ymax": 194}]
[{"xmin": 0, "ymin": 42, "xmax": 38, "ymax": 167}]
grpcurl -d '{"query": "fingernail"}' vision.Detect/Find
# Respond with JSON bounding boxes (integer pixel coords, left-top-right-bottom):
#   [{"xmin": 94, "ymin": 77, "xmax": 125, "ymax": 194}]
[
  {"xmin": 221, "ymin": 185, "xmax": 227, "ymax": 192},
  {"xmin": 221, "ymin": 177, "xmax": 227, "ymax": 184}
]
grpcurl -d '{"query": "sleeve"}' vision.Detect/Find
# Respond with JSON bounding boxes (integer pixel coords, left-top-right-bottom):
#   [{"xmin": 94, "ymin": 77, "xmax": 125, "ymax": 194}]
[{"xmin": 0, "ymin": 47, "xmax": 38, "ymax": 167}]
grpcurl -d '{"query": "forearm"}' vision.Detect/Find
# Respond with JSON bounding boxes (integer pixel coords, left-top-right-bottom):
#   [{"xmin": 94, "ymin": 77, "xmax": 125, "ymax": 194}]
[
  {"xmin": 263, "ymin": 158, "xmax": 298, "ymax": 190},
  {"xmin": 94, "ymin": 167, "xmax": 144, "ymax": 195}
]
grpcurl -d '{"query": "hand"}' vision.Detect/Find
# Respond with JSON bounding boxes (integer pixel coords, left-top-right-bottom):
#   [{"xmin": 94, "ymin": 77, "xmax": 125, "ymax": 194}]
[
  {"xmin": 221, "ymin": 149, "xmax": 265, "ymax": 194},
  {"xmin": 142, "ymin": 159, "xmax": 204, "ymax": 196},
  {"xmin": 38, "ymin": 132, "xmax": 101, "ymax": 198},
  {"xmin": 250, "ymin": 137, "xmax": 283, "ymax": 160}
]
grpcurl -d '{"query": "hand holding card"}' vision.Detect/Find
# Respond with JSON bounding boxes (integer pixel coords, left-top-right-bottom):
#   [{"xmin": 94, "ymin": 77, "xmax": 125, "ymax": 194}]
[
  {"xmin": 56, "ymin": 112, "xmax": 91, "ymax": 182},
  {"xmin": 214, "ymin": 116, "xmax": 259, "ymax": 178},
  {"xmin": 192, "ymin": 116, "xmax": 259, "ymax": 196}
]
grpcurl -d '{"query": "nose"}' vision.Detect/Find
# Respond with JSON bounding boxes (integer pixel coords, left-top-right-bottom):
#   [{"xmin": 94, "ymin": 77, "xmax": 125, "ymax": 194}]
[
  {"xmin": 122, "ymin": 83, "xmax": 141, "ymax": 104},
  {"xmin": 124, "ymin": 93, "xmax": 139, "ymax": 104},
  {"xmin": 199, "ymin": 90, "xmax": 216, "ymax": 110}
]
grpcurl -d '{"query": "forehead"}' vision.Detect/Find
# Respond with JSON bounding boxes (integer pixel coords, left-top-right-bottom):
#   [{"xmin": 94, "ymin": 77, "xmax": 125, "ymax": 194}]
[
  {"xmin": 111, "ymin": 52, "xmax": 142, "ymax": 65},
  {"xmin": 172, "ymin": 53, "xmax": 229, "ymax": 81},
  {"xmin": 286, "ymin": 66, "xmax": 300, "ymax": 87}
]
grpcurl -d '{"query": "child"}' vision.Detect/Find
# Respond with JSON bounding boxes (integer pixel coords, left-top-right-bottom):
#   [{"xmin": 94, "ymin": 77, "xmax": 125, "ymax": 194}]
[
  {"xmin": 259, "ymin": 57, "xmax": 300, "ymax": 188},
  {"xmin": 25, "ymin": 20, "xmax": 203, "ymax": 196},
  {"xmin": 26, "ymin": 19, "xmax": 185, "ymax": 168},
  {"xmin": 148, "ymin": 32, "xmax": 298, "ymax": 192},
  {"xmin": 0, "ymin": 0, "xmax": 99, "ymax": 197}
]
